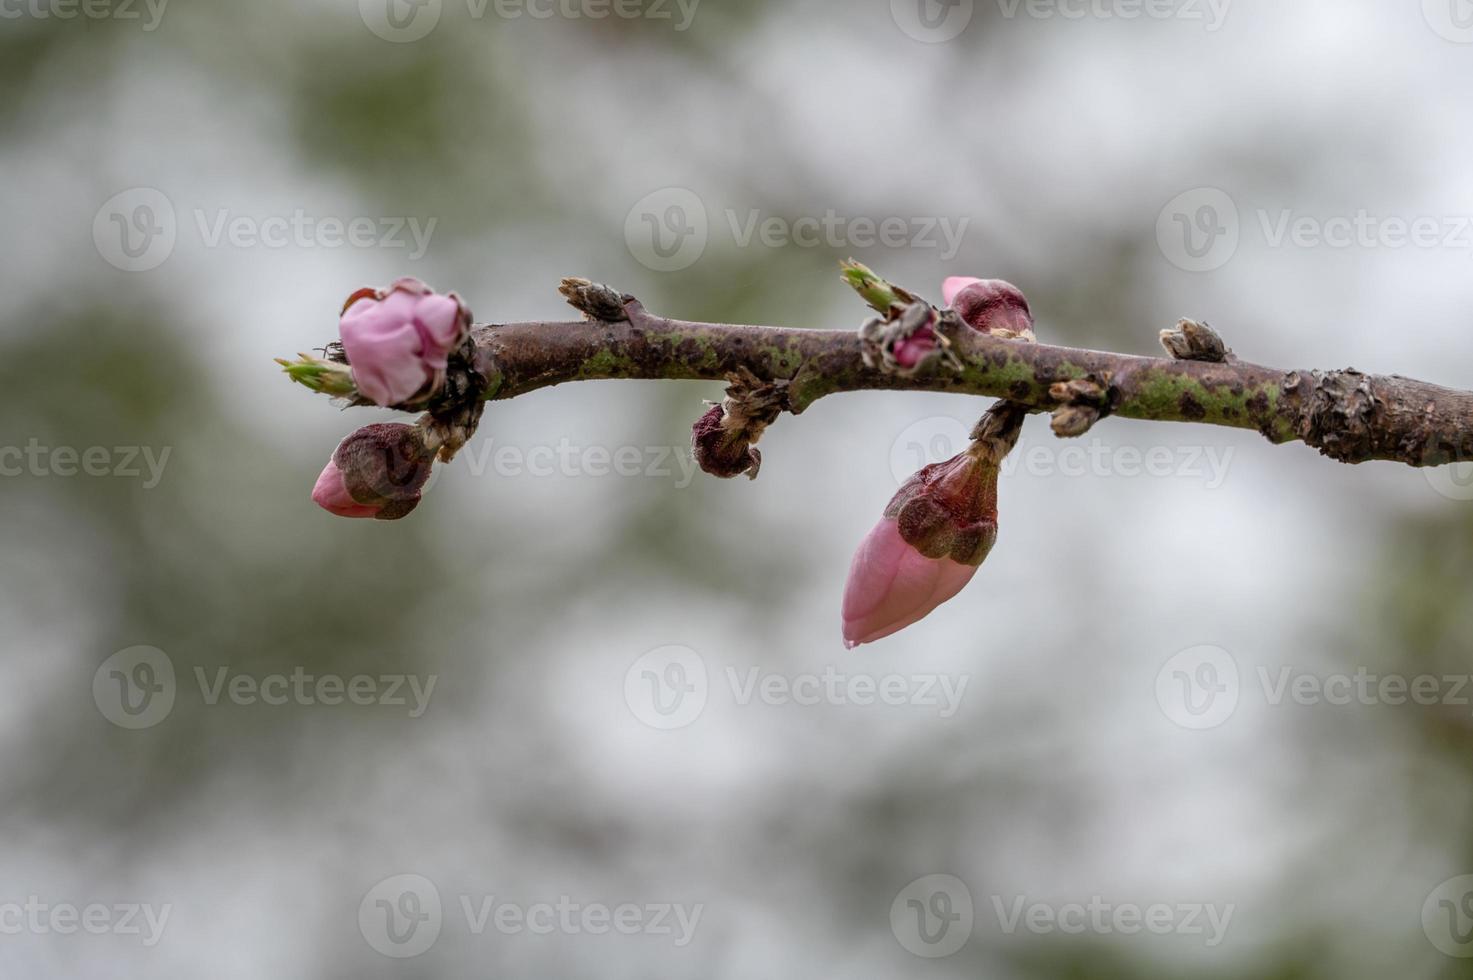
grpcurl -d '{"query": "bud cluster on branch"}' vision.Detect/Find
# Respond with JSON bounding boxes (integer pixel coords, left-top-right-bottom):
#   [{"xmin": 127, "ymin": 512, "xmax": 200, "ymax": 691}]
[{"xmin": 280, "ymin": 264, "xmax": 1473, "ymax": 645}]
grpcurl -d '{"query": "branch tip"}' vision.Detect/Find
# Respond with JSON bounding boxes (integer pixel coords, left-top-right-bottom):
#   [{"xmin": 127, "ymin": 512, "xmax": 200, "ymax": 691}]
[
  {"xmin": 558, "ymin": 277, "xmax": 629, "ymax": 322},
  {"xmin": 1160, "ymin": 318, "xmax": 1231, "ymax": 363}
]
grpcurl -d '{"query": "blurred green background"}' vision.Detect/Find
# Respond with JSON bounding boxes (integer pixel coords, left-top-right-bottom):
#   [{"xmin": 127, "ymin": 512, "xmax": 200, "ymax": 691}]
[{"xmin": 3, "ymin": 0, "xmax": 1473, "ymax": 976}]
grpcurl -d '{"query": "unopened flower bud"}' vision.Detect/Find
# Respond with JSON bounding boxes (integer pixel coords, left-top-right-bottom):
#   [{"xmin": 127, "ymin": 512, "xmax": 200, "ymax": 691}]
[
  {"xmin": 841, "ymin": 447, "xmax": 1004, "ymax": 647},
  {"xmin": 1159, "ymin": 318, "xmax": 1229, "ymax": 362},
  {"xmin": 892, "ymin": 303, "xmax": 941, "ymax": 369},
  {"xmin": 884, "ymin": 450, "xmax": 1001, "ymax": 565},
  {"xmin": 691, "ymin": 403, "xmax": 762, "ymax": 479},
  {"xmin": 942, "ymin": 277, "xmax": 1035, "ymax": 341},
  {"xmin": 311, "ymin": 422, "xmax": 437, "ymax": 521},
  {"xmin": 841, "ymin": 516, "xmax": 979, "ymax": 649},
  {"xmin": 1051, "ymin": 404, "xmax": 1100, "ymax": 439}
]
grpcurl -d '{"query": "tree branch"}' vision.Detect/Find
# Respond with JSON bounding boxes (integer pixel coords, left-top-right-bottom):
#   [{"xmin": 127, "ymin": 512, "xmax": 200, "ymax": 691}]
[{"xmin": 464, "ymin": 291, "xmax": 1472, "ymax": 468}]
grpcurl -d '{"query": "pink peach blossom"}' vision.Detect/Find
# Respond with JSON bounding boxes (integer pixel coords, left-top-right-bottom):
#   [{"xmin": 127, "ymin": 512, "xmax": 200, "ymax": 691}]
[
  {"xmin": 841, "ymin": 517, "xmax": 978, "ymax": 648},
  {"xmin": 338, "ymin": 279, "xmax": 469, "ymax": 407}
]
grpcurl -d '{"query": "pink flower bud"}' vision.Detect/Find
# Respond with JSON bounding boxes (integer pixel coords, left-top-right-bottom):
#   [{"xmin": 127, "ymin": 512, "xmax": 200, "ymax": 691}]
[
  {"xmin": 841, "ymin": 448, "xmax": 1003, "ymax": 647},
  {"xmin": 841, "ymin": 517, "xmax": 978, "ymax": 648},
  {"xmin": 310, "ymin": 422, "xmax": 436, "ymax": 521},
  {"xmin": 942, "ymin": 276, "xmax": 1035, "ymax": 341},
  {"xmin": 338, "ymin": 278, "xmax": 472, "ymax": 407},
  {"xmin": 891, "ymin": 323, "xmax": 939, "ymax": 369}
]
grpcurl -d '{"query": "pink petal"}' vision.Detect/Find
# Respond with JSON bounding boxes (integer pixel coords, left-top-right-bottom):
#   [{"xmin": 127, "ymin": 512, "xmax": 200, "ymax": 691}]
[
  {"xmin": 893, "ymin": 330, "xmax": 937, "ymax": 368},
  {"xmin": 942, "ymin": 276, "xmax": 984, "ymax": 307},
  {"xmin": 342, "ymin": 321, "xmax": 430, "ymax": 406},
  {"xmin": 841, "ymin": 518, "xmax": 979, "ymax": 647},
  {"xmin": 343, "ymin": 296, "xmax": 379, "ymax": 318},
  {"xmin": 311, "ymin": 460, "xmax": 380, "ymax": 518},
  {"xmin": 413, "ymin": 294, "xmax": 463, "ymax": 352}
]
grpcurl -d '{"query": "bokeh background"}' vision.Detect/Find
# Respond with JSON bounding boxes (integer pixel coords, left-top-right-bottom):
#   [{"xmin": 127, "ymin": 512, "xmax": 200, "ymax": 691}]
[{"xmin": 4, "ymin": 0, "xmax": 1473, "ymax": 976}]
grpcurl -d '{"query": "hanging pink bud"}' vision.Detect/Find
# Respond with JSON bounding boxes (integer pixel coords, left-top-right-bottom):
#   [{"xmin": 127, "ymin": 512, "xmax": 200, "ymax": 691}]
[
  {"xmin": 841, "ymin": 518, "xmax": 979, "ymax": 649},
  {"xmin": 311, "ymin": 422, "xmax": 437, "ymax": 521},
  {"xmin": 942, "ymin": 276, "xmax": 1035, "ymax": 342},
  {"xmin": 338, "ymin": 278, "xmax": 472, "ymax": 407},
  {"xmin": 841, "ymin": 447, "xmax": 1003, "ymax": 647}
]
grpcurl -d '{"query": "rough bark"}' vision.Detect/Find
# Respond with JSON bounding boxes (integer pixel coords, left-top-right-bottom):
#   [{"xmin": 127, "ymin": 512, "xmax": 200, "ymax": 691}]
[{"xmin": 463, "ymin": 295, "xmax": 1473, "ymax": 468}]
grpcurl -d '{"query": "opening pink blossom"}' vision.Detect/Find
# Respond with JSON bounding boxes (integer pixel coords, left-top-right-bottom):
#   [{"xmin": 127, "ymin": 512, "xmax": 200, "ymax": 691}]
[{"xmin": 338, "ymin": 279, "xmax": 470, "ymax": 407}]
